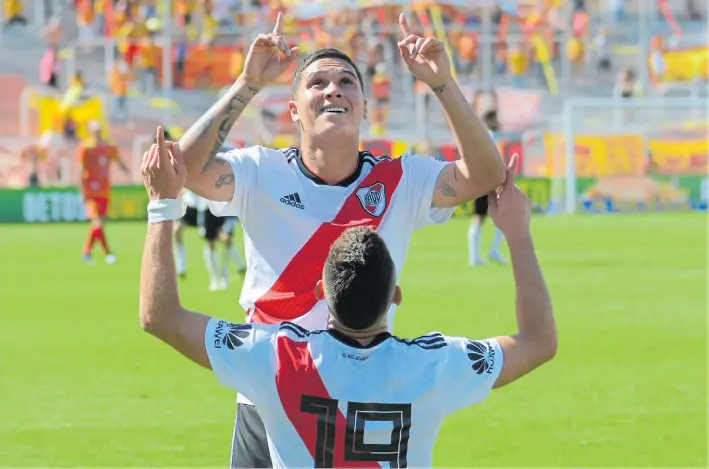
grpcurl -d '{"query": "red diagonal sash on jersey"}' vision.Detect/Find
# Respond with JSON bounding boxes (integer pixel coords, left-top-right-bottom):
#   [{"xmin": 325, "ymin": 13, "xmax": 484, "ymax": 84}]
[
  {"xmin": 275, "ymin": 336, "xmax": 383, "ymax": 468},
  {"xmin": 252, "ymin": 159, "xmax": 404, "ymax": 324}
]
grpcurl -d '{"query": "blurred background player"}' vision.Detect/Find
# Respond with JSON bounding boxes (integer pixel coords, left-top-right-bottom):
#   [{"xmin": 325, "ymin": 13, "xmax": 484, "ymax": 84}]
[
  {"xmin": 468, "ymin": 110, "xmax": 507, "ymax": 266},
  {"xmin": 173, "ymin": 139, "xmax": 245, "ymax": 290},
  {"xmin": 220, "ymin": 216, "xmax": 247, "ymax": 278},
  {"xmin": 175, "ymin": 188, "xmax": 227, "ymax": 291},
  {"xmin": 212, "ymin": 142, "xmax": 246, "ymax": 281},
  {"xmin": 80, "ymin": 120, "xmax": 129, "ymax": 264}
]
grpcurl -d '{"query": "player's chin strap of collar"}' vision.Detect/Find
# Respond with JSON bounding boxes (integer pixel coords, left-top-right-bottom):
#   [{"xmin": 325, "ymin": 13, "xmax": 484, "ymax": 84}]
[{"xmin": 147, "ymin": 198, "xmax": 186, "ymax": 224}]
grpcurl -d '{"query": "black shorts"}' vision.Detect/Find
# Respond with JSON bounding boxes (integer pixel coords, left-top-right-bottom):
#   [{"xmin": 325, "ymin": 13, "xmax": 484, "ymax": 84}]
[
  {"xmin": 474, "ymin": 196, "xmax": 489, "ymax": 217},
  {"xmin": 231, "ymin": 404, "xmax": 272, "ymax": 469},
  {"xmin": 181, "ymin": 206, "xmax": 225, "ymax": 241}
]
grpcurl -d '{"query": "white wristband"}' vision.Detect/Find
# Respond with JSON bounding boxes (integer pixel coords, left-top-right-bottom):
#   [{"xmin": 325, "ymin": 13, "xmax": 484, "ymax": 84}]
[{"xmin": 147, "ymin": 198, "xmax": 186, "ymax": 224}]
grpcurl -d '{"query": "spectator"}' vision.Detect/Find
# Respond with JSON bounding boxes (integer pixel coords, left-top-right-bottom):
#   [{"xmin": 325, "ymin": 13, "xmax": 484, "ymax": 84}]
[
  {"xmin": 110, "ymin": 56, "xmax": 132, "ymax": 122},
  {"xmin": 60, "ymin": 72, "xmax": 87, "ymax": 139},
  {"xmin": 370, "ymin": 62, "xmax": 391, "ymax": 137},
  {"xmin": 77, "ymin": 0, "xmax": 97, "ymax": 51},
  {"xmin": 566, "ymin": 35, "xmax": 586, "ymax": 77},
  {"xmin": 3, "ymin": 0, "xmax": 28, "ymax": 27},
  {"xmin": 507, "ymin": 42, "xmax": 528, "ymax": 88},
  {"xmin": 138, "ymin": 34, "xmax": 160, "ymax": 94},
  {"xmin": 594, "ymin": 27, "xmax": 612, "ymax": 72},
  {"xmin": 614, "ymin": 68, "xmax": 641, "ymax": 99},
  {"xmin": 457, "ymin": 32, "xmax": 478, "ymax": 80}
]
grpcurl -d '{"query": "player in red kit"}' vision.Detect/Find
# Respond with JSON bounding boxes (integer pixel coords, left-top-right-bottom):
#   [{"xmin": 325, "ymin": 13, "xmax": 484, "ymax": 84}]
[{"xmin": 79, "ymin": 121, "xmax": 129, "ymax": 264}]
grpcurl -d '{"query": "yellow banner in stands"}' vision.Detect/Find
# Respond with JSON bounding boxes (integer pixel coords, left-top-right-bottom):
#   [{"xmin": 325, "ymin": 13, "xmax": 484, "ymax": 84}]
[
  {"xmin": 37, "ymin": 96, "xmax": 108, "ymax": 141},
  {"xmin": 545, "ymin": 133, "xmax": 708, "ymax": 176},
  {"xmin": 545, "ymin": 133, "xmax": 644, "ymax": 177},
  {"xmin": 648, "ymin": 139, "xmax": 708, "ymax": 174},
  {"xmin": 650, "ymin": 47, "xmax": 708, "ymax": 83}
]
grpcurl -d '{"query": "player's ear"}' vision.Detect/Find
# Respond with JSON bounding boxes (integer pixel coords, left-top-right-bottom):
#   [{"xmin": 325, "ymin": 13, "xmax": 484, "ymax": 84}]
[
  {"xmin": 288, "ymin": 101, "xmax": 300, "ymax": 123},
  {"xmin": 363, "ymin": 99, "xmax": 368, "ymax": 120},
  {"xmin": 392, "ymin": 285, "xmax": 402, "ymax": 305},
  {"xmin": 314, "ymin": 280, "xmax": 325, "ymax": 300}
]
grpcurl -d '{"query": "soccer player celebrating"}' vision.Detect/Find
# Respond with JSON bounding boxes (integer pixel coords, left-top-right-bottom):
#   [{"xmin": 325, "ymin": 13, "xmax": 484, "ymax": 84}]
[
  {"xmin": 154, "ymin": 11, "xmax": 506, "ymax": 467},
  {"xmin": 139, "ymin": 146, "xmax": 557, "ymax": 468},
  {"xmin": 79, "ymin": 120, "xmax": 129, "ymax": 264}
]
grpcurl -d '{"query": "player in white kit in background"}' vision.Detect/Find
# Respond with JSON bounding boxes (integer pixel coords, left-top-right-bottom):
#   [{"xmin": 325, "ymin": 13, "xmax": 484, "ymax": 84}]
[
  {"xmin": 467, "ymin": 110, "xmax": 507, "ymax": 266},
  {"xmin": 152, "ymin": 10, "xmax": 507, "ymax": 468},
  {"xmin": 139, "ymin": 145, "xmax": 557, "ymax": 468},
  {"xmin": 175, "ymin": 188, "xmax": 246, "ymax": 290}
]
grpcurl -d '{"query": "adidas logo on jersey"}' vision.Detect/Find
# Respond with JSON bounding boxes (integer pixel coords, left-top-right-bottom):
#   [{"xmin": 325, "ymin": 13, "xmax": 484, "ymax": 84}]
[{"xmin": 280, "ymin": 192, "xmax": 304, "ymax": 210}]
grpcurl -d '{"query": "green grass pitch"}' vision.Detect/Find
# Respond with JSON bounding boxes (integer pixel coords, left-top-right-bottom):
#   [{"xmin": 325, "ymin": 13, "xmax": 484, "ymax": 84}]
[{"xmin": 0, "ymin": 213, "xmax": 706, "ymax": 468}]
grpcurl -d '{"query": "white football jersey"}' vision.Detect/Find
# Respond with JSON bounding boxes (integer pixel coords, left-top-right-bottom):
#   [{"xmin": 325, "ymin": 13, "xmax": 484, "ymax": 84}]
[
  {"xmin": 209, "ymin": 146, "xmax": 454, "ymax": 406},
  {"xmin": 209, "ymin": 146, "xmax": 454, "ymax": 332},
  {"xmin": 205, "ymin": 318, "xmax": 504, "ymax": 469}
]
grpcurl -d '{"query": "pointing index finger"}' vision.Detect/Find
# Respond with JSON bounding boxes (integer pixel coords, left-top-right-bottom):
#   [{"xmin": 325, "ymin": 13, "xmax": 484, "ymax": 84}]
[
  {"xmin": 272, "ymin": 12, "xmax": 283, "ymax": 36},
  {"xmin": 398, "ymin": 13, "xmax": 411, "ymax": 38},
  {"xmin": 156, "ymin": 126, "xmax": 169, "ymax": 167},
  {"xmin": 156, "ymin": 126, "xmax": 165, "ymax": 149}
]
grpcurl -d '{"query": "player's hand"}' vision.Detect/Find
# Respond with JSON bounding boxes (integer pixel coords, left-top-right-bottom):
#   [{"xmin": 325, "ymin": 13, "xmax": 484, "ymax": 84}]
[
  {"xmin": 239, "ymin": 12, "xmax": 299, "ymax": 89},
  {"xmin": 397, "ymin": 13, "xmax": 452, "ymax": 89},
  {"xmin": 488, "ymin": 155, "xmax": 531, "ymax": 238},
  {"xmin": 141, "ymin": 126, "xmax": 186, "ymax": 200}
]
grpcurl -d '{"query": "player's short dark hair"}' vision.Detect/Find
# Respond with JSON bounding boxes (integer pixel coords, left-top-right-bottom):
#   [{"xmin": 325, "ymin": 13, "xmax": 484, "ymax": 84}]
[
  {"xmin": 291, "ymin": 48, "xmax": 364, "ymax": 99},
  {"xmin": 323, "ymin": 226, "xmax": 396, "ymax": 330}
]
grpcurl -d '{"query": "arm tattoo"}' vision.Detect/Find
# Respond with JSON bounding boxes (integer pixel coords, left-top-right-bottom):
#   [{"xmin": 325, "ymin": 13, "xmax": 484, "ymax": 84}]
[
  {"xmin": 201, "ymin": 93, "xmax": 250, "ymax": 172},
  {"xmin": 430, "ymin": 83, "xmax": 446, "ymax": 95},
  {"xmin": 194, "ymin": 85, "xmax": 259, "ymax": 174},
  {"xmin": 215, "ymin": 171, "xmax": 235, "ymax": 189},
  {"xmin": 201, "ymin": 155, "xmax": 230, "ymax": 173},
  {"xmin": 436, "ymin": 179, "xmax": 457, "ymax": 197}
]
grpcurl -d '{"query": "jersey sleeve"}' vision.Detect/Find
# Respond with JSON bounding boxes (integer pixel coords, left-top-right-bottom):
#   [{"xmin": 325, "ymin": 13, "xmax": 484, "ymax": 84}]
[
  {"xmin": 438, "ymin": 336, "xmax": 504, "ymax": 415},
  {"xmin": 400, "ymin": 153, "xmax": 455, "ymax": 230},
  {"xmin": 204, "ymin": 318, "xmax": 275, "ymax": 399},
  {"xmin": 207, "ymin": 146, "xmax": 260, "ymax": 219}
]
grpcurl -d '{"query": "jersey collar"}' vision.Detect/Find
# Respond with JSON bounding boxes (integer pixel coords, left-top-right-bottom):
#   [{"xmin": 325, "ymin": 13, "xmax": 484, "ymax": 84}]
[
  {"xmin": 328, "ymin": 328, "xmax": 392, "ymax": 349},
  {"xmin": 291, "ymin": 148, "xmax": 366, "ymax": 187}
]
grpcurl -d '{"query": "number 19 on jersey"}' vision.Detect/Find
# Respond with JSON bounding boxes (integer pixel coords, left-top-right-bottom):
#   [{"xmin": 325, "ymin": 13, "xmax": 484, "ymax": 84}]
[{"xmin": 301, "ymin": 395, "xmax": 412, "ymax": 468}]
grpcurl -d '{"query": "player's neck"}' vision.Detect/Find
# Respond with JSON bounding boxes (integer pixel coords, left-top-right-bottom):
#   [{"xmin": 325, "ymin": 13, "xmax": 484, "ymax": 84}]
[
  {"xmin": 300, "ymin": 138, "xmax": 360, "ymax": 186},
  {"xmin": 327, "ymin": 316, "xmax": 389, "ymax": 347}
]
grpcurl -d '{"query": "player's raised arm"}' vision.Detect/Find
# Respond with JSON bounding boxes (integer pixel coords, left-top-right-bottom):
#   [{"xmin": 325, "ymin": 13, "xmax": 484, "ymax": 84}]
[
  {"xmin": 177, "ymin": 12, "xmax": 298, "ymax": 202},
  {"xmin": 397, "ymin": 13, "xmax": 505, "ymax": 208},
  {"xmin": 488, "ymin": 155, "xmax": 557, "ymax": 388},
  {"xmin": 139, "ymin": 127, "xmax": 213, "ymax": 369}
]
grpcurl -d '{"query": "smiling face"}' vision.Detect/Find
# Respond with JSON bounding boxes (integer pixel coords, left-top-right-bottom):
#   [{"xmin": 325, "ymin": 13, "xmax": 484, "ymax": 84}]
[{"xmin": 289, "ymin": 56, "xmax": 366, "ymax": 140}]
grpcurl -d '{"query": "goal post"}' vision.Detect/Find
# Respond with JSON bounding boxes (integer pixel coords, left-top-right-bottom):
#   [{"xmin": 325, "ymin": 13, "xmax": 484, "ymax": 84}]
[{"xmin": 546, "ymin": 97, "xmax": 707, "ymax": 214}]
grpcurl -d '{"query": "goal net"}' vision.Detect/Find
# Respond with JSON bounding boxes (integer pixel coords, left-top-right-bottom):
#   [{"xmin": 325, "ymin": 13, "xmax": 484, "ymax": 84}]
[{"xmin": 544, "ymin": 97, "xmax": 707, "ymax": 214}]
